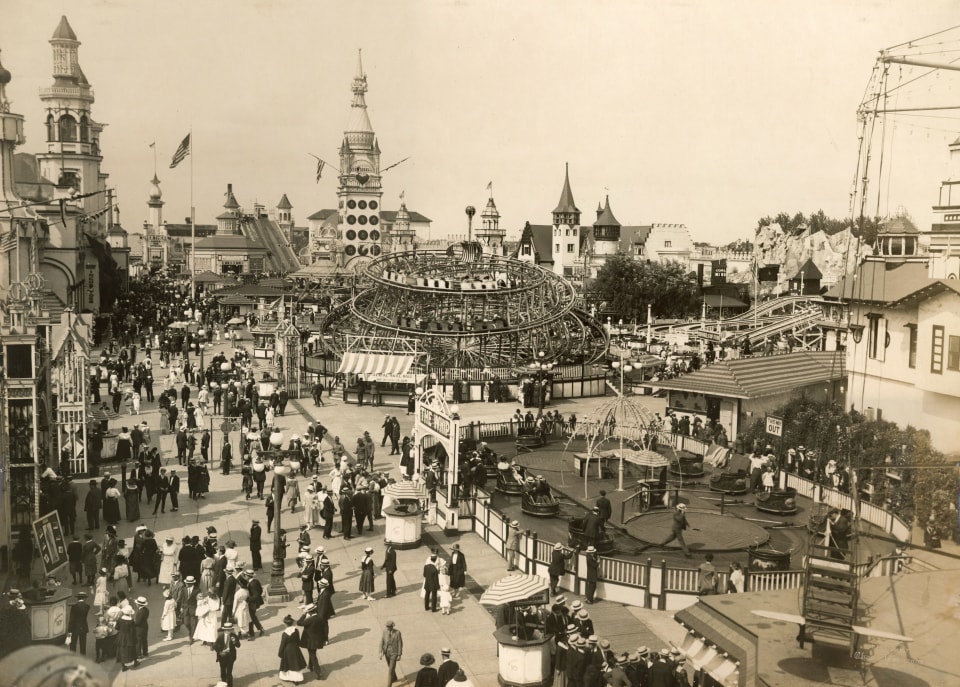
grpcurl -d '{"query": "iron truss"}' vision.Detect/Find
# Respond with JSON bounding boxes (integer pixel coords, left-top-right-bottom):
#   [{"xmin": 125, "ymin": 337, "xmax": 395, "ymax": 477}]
[{"xmin": 317, "ymin": 248, "xmax": 608, "ymax": 368}]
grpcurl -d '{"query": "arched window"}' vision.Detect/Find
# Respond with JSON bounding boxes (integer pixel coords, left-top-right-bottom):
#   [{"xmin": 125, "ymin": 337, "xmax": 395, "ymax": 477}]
[
  {"xmin": 46, "ymin": 114, "xmax": 56, "ymax": 141},
  {"xmin": 79, "ymin": 115, "xmax": 90, "ymax": 143},
  {"xmin": 58, "ymin": 115, "xmax": 78, "ymax": 142}
]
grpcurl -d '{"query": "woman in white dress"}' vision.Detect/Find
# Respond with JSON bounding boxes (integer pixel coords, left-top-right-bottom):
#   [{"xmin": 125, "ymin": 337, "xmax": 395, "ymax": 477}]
[
  {"xmin": 194, "ymin": 404, "xmax": 205, "ymax": 432},
  {"xmin": 93, "ymin": 568, "xmax": 109, "ymax": 611},
  {"xmin": 266, "ymin": 407, "xmax": 276, "ymax": 430},
  {"xmin": 193, "ymin": 593, "xmax": 220, "ymax": 644},
  {"xmin": 304, "ymin": 488, "xmax": 318, "ymax": 528},
  {"xmin": 329, "ymin": 469, "xmax": 342, "ymax": 498},
  {"xmin": 232, "ymin": 585, "xmax": 252, "ymax": 638},
  {"xmin": 160, "ymin": 589, "xmax": 177, "ymax": 641},
  {"xmin": 438, "ymin": 559, "xmax": 451, "ymax": 590},
  {"xmin": 158, "ymin": 536, "xmax": 179, "ymax": 585}
]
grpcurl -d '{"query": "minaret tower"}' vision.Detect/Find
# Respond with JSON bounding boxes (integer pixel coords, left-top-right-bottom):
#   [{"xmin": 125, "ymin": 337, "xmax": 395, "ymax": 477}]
[
  {"xmin": 552, "ymin": 163, "xmax": 581, "ymax": 275},
  {"xmin": 337, "ymin": 50, "xmax": 384, "ymax": 264},
  {"xmin": 478, "ymin": 190, "xmax": 505, "ymax": 254},
  {"xmin": 592, "ymin": 195, "xmax": 621, "ymax": 257},
  {"xmin": 147, "ymin": 174, "xmax": 163, "ymax": 229},
  {"xmin": 36, "ymin": 16, "xmax": 108, "ymax": 235},
  {"xmin": 217, "ymin": 183, "xmax": 241, "ymax": 235}
]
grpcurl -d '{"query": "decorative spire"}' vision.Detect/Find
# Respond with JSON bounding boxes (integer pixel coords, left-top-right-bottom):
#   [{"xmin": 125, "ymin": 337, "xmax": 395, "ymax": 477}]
[
  {"xmin": 148, "ymin": 174, "xmax": 162, "ymax": 201},
  {"xmin": 552, "ymin": 162, "xmax": 579, "ymax": 215},
  {"xmin": 594, "ymin": 195, "xmax": 621, "ymax": 227},
  {"xmin": 346, "ymin": 49, "xmax": 373, "ymax": 134}
]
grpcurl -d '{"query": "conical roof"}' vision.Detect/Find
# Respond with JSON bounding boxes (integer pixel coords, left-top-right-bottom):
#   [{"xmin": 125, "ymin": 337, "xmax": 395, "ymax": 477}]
[
  {"xmin": 552, "ymin": 163, "xmax": 579, "ymax": 214},
  {"xmin": 224, "ymin": 184, "xmax": 240, "ymax": 209},
  {"xmin": 593, "ymin": 195, "xmax": 621, "ymax": 227},
  {"xmin": 277, "ymin": 193, "xmax": 292, "ymax": 210},
  {"xmin": 53, "ymin": 16, "xmax": 77, "ymax": 41}
]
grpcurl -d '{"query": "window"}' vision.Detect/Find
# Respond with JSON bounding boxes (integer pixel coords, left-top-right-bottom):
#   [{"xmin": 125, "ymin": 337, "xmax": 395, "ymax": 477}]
[
  {"xmin": 867, "ymin": 315, "xmax": 886, "ymax": 361},
  {"xmin": 907, "ymin": 324, "xmax": 917, "ymax": 369},
  {"xmin": 555, "ymin": 244, "xmax": 560, "ymax": 253},
  {"xmin": 567, "ymin": 244, "xmax": 575, "ymax": 253},
  {"xmin": 949, "ymin": 335, "xmax": 960, "ymax": 371},
  {"xmin": 931, "ymin": 325, "xmax": 944, "ymax": 374},
  {"xmin": 6, "ymin": 345, "xmax": 33, "ymax": 378},
  {"xmin": 522, "ymin": 244, "xmax": 531, "ymax": 256},
  {"xmin": 58, "ymin": 115, "xmax": 77, "ymax": 142},
  {"xmin": 664, "ymin": 240, "xmax": 672, "ymax": 248}
]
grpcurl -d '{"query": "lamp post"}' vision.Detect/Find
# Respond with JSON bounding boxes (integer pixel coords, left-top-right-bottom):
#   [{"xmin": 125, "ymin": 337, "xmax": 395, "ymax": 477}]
[
  {"xmin": 533, "ymin": 350, "xmax": 555, "ymax": 412},
  {"xmin": 267, "ymin": 431, "xmax": 291, "ymax": 601},
  {"xmin": 611, "ymin": 354, "xmax": 633, "ymax": 491}
]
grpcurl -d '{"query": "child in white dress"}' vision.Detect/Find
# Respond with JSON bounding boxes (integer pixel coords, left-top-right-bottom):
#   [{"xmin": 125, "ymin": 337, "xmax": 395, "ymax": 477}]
[{"xmin": 439, "ymin": 584, "xmax": 453, "ymax": 615}]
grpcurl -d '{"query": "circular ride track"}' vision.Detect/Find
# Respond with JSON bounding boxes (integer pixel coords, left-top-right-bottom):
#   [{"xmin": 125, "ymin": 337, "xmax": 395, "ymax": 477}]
[{"xmin": 319, "ymin": 246, "xmax": 608, "ymax": 367}]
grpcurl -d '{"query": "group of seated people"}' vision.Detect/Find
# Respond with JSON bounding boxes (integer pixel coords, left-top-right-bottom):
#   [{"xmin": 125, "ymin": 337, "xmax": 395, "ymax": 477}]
[
  {"xmin": 522, "ymin": 475, "xmax": 554, "ymax": 503},
  {"xmin": 382, "ymin": 269, "xmax": 515, "ymax": 291}
]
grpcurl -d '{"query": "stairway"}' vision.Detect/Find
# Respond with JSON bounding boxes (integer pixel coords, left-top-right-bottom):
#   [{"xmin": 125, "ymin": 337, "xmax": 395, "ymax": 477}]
[{"xmin": 801, "ymin": 542, "xmax": 860, "ymax": 653}]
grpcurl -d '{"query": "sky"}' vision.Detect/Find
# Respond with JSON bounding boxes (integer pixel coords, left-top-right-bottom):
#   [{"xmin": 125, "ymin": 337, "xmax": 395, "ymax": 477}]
[{"xmin": 4, "ymin": 0, "xmax": 960, "ymax": 245}]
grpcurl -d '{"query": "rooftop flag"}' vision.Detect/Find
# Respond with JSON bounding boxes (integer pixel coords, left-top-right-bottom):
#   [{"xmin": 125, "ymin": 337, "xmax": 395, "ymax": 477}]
[{"xmin": 169, "ymin": 133, "xmax": 191, "ymax": 168}]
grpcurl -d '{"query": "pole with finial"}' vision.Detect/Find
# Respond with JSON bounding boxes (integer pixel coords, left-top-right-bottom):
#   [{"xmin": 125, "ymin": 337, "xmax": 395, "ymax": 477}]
[{"xmin": 465, "ymin": 206, "xmax": 476, "ymax": 243}]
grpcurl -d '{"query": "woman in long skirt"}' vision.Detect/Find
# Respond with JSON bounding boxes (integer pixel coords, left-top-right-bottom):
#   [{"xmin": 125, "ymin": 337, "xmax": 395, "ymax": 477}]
[
  {"xmin": 278, "ymin": 615, "xmax": 307, "ymax": 683},
  {"xmin": 199, "ymin": 555, "xmax": 216, "ymax": 597},
  {"xmin": 93, "ymin": 568, "xmax": 109, "ymax": 611},
  {"xmin": 139, "ymin": 531, "xmax": 160, "ymax": 586},
  {"xmin": 193, "ymin": 593, "xmax": 220, "ymax": 645},
  {"xmin": 359, "ymin": 547, "xmax": 376, "ymax": 600},
  {"xmin": 158, "ymin": 536, "xmax": 179, "ymax": 585},
  {"xmin": 232, "ymin": 585, "xmax": 252, "ymax": 639},
  {"xmin": 115, "ymin": 607, "xmax": 138, "ymax": 670}
]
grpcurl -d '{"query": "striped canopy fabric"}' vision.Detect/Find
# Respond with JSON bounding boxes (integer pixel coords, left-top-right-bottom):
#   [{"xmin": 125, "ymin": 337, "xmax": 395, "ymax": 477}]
[
  {"xmin": 336, "ymin": 352, "xmax": 415, "ymax": 378},
  {"xmin": 597, "ymin": 448, "xmax": 669, "ymax": 468},
  {"xmin": 479, "ymin": 573, "xmax": 550, "ymax": 606},
  {"xmin": 384, "ymin": 480, "xmax": 429, "ymax": 500}
]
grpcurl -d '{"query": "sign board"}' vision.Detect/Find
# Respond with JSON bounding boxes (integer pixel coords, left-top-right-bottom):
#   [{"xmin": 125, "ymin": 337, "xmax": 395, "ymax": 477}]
[
  {"xmin": 32, "ymin": 511, "xmax": 68, "ymax": 576},
  {"xmin": 765, "ymin": 415, "xmax": 783, "ymax": 437},
  {"xmin": 419, "ymin": 405, "xmax": 450, "ymax": 439}
]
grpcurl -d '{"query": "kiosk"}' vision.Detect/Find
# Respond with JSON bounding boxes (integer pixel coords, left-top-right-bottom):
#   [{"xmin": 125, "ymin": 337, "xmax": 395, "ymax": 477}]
[
  {"xmin": 493, "ymin": 627, "xmax": 553, "ymax": 687},
  {"xmin": 382, "ymin": 480, "xmax": 428, "ymax": 549}
]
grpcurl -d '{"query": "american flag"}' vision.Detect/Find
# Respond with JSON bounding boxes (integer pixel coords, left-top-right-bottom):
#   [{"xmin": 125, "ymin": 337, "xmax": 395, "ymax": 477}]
[
  {"xmin": 316, "ymin": 159, "xmax": 325, "ymax": 182},
  {"xmin": 169, "ymin": 133, "xmax": 191, "ymax": 168}
]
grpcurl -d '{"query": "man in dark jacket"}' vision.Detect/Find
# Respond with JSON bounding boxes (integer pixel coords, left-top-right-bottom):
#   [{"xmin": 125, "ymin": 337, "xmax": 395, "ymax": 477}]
[
  {"xmin": 84, "ymin": 479, "xmax": 102, "ymax": 530},
  {"xmin": 68, "ymin": 591, "xmax": 91, "ymax": 655},
  {"xmin": 353, "ymin": 487, "xmax": 373, "ymax": 534},
  {"xmin": 339, "ymin": 490, "xmax": 353, "ymax": 540},
  {"xmin": 321, "ymin": 489, "xmax": 336, "ymax": 539},
  {"xmin": 220, "ymin": 567, "xmax": 239, "ymax": 625},
  {"xmin": 175, "ymin": 427, "xmax": 188, "ymax": 465},
  {"xmin": 168, "ymin": 469, "xmax": 180, "ymax": 512},
  {"xmin": 660, "ymin": 503, "xmax": 691, "ymax": 557},
  {"xmin": 584, "ymin": 546, "xmax": 600, "ymax": 604},
  {"xmin": 423, "ymin": 552, "xmax": 440, "ymax": 612},
  {"xmin": 214, "ymin": 623, "xmax": 241, "ymax": 687},
  {"xmin": 548, "ymin": 542, "xmax": 572, "ymax": 595},
  {"xmin": 153, "ymin": 469, "xmax": 170, "ymax": 514},
  {"xmin": 249, "ymin": 520, "xmax": 262, "ymax": 570},
  {"xmin": 133, "ymin": 596, "xmax": 150, "ymax": 658},
  {"xmin": 381, "ymin": 542, "xmax": 398, "ymax": 597},
  {"xmin": 437, "ymin": 648, "xmax": 460, "ymax": 686},
  {"xmin": 297, "ymin": 604, "xmax": 327, "ymax": 678},
  {"xmin": 243, "ymin": 570, "xmax": 265, "ymax": 638}
]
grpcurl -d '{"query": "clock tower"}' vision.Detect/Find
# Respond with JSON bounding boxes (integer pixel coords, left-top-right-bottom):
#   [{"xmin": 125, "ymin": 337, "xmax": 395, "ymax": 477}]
[{"xmin": 337, "ymin": 50, "xmax": 384, "ymax": 266}]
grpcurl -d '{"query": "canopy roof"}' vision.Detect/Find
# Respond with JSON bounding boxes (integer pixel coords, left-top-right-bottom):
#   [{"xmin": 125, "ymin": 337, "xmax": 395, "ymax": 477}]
[{"xmin": 336, "ymin": 352, "xmax": 414, "ymax": 378}]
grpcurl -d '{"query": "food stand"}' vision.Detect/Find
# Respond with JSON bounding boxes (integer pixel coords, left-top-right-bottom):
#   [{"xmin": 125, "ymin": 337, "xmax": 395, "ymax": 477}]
[
  {"xmin": 480, "ymin": 575, "xmax": 553, "ymax": 687},
  {"xmin": 251, "ymin": 324, "xmax": 277, "ymax": 359},
  {"xmin": 382, "ymin": 480, "xmax": 428, "ymax": 549}
]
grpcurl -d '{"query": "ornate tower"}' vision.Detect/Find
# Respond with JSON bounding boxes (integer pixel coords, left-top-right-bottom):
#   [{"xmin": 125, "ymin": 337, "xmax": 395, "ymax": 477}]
[
  {"xmin": 391, "ymin": 196, "xmax": 416, "ymax": 250},
  {"xmin": 217, "ymin": 183, "xmax": 241, "ymax": 235},
  {"xmin": 276, "ymin": 193, "xmax": 293, "ymax": 233},
  {"xmin": 478, "ymin": 192, "xmax": 505, "ymax": 254},
  {"xmin": 36, "ymin": 16, "xmax": 108, "ymax": 236},
  {"xmin": 592, "ymin": 195, "xmax": 621, "ymax": 257},
  {"xmin": 147, "ymin": 174, "xmax": 163, "ymax": 229},
  {"xmin": 552, "ymin": 163, "xmax": 582, "ymax": 275},
  {"xmin": 337, "ymin": 50, "xmax": 384, "ymax": 265}
]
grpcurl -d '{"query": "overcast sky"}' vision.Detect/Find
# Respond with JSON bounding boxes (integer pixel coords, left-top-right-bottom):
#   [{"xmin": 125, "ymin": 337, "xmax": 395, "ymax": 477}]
[{"xmin": 4, "ymin": 0, "xmax": 960, "ymax": 245}]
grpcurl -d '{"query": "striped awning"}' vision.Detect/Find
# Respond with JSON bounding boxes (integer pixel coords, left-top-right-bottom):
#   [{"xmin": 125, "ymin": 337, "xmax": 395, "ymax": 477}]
[{"xmin": 337, "ymin": 352, "xmax": 415, "ymax": 378}]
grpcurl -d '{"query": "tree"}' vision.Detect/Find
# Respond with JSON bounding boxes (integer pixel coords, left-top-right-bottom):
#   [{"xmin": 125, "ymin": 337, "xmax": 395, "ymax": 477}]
[{"xmin": 591, "ymin": 256, "xmax": 701, "ymax": 321}]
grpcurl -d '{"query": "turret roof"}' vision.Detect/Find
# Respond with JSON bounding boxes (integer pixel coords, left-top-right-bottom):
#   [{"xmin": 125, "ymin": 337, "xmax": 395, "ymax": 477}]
[
  {"xmin": 593, "ymin": 195, "xmax": 621, "ymax": 227},
  {"xmin": 53, "ymin": 16, "xmax": 77, "ymax": 41},
  {"xmin": 552, "ymin": 163, "xmax": 579, "ymax": 215},
  {"xmin": 277, "ymin": 193, "xmax": 292, "ymax": 210}
]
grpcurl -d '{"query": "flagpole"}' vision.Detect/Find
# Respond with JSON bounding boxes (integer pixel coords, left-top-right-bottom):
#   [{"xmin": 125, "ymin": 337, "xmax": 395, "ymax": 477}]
[{"xmin": 190, "ymin": 126, "xmax": 196, "ymax": 303}]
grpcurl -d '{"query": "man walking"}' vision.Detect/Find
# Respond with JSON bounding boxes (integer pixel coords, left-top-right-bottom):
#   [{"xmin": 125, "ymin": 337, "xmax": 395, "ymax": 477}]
[
  {"xmin": 244, "ymin": 570, "xmax": 265, "ymax": 638},
  {"xmin": 183, "ymin": 576, "xmax": 200, "ymax": 642},
  {"xmin": 297, "ymin": 603, "xmax": 326, "ymax": 679},
  {"xmin": 81, "ymin": 534, "xmax": 101, "ymax": 586},
  {"xmin": 584, "ymin": 546, "xmax": 600, "ymax": 604},
  {"xmin": 379, "ymin": 620, "xmax": 403, "ymax": 686},
  {"xmin": 168, "ymin": 469, "xmax": 180, "ymax": 512},
  {"xmin": 661, "ymin": 503, "xmax": 691, "ymax": 558},
  {"xmin": 133, "ymin": 596, "xmax": 150, "ymax": 659},
  {"xmin": 249, "ymin": 520, "xmax": 262, "ymax": 570},
  {"xmin": 213, "ymin": 623, "xmax": 241, "ymax": 687},
  {"xmin": 68, "ymin": 591, "xmax": 91, "ymax": 655}
]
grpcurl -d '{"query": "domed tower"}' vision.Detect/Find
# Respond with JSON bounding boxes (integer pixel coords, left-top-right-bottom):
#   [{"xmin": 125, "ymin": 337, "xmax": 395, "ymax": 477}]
[
  {"xmin": 478, "ymin": 190, "xmax": 504, "ymax": 254},
  {"xmin": 592, "ymin": 195, "xmax": 621, "ymax": 257},
  {"xmin": 552, "ymin": 163, "xmax": 581, "ymax": 274},
  {"xmin": 391, "ymin": 196, "xmax": 416, "ymax": 250},
  {"xmin": 874, "ymin": 213, "xmax": 920, "ymax": 259},
  {"xmin": 337, "ymin": 50, "xmax": 384, "ymax": 265},
  {"xmin": 36, "ymin": 16, "xmax": 108, "ymax": 233}
]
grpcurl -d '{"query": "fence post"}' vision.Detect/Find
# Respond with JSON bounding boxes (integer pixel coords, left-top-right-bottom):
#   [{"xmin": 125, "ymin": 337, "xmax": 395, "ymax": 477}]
[
  {"xmin": 644, "ymin": 558, "xmax": 653, "ymax": 609},
  {"xmin": 658, "ymin": 560, "xmax": 668, "ymax": 610},
  {"xmin": 530, "ymin": 531, "xmax": 539, "ymax": 576},
  {"xmin": 744, "ymin": 568, "xmax": 751, "ymax": 592}
]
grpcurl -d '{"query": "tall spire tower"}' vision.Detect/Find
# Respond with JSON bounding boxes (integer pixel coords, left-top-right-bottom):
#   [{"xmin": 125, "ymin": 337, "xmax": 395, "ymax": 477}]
[
  {"xmin": 478, "ymin": 188, "xmax": 505, "ymax": 254},
  {"xmin": 36, "ymin": 16, "xmax": 108, "ymax": 235},
  {"xmin": 552, "ymin": 163, "xmax": 582, "ymax": 275},
  {"xmin": 337, "ymin": 49, "xmax": 384, "ymax": 265}
]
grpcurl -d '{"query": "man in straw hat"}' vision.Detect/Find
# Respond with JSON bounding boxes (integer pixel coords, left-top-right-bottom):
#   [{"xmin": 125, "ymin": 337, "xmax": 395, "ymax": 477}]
[
  {"xmin": 379, "ymin": 620, "xmax": 403, "ymax": 685},
  {"xmin": 506, "ymin": 520, "xmax": 521, "ymax": 571}
]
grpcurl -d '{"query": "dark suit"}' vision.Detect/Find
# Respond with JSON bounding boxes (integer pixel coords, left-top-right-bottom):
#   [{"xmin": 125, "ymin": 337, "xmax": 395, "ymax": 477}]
[
  {"xmin": 423, "ymin": 561, "xmax": 440, "ymax": 611},
  {"xmin": 133, "ymin": 605, "xmax": 149, "ymax": 657},
  {"xmin": 249, "ymin": 523, "xmax": 262, "ymax": 569},
  {"xmin": 183, "ymin": 584, "xmax": 200, "ymax": 639},
  {"xmin": 214, "ymin": 631, "xmax": 241, "ymax": 687},
  {"xmin": 381, "ymin": 546, "xmax": 398, "ymax": 597},
  {"xmin": 297, "ymin": 612, "xmax": 326, "ymax": 675},
  {"xmin": 221, "ymin": 575, "xmax": 238, "ymax": 625},
  {"xmin": 246, "ymin": 577, "xmax": 265, "ymax": 635},
  {"xmin": 68, "ymin": 600, "xmax": 91, "ymax": 654},
  {"xmin": 438, "ymin": 658, "xmax": 461, "ymax": 686},
  {"xmin": 168, "ymin": 474, "xmax": 180, "ymax": 510},
  {"xmin": 648, "ymin": 659, "xmax": 675, "ymax": 687}
]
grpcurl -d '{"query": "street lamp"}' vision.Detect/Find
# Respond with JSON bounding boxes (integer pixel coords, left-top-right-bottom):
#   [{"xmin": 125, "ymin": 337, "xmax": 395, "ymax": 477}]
[
  {"xmin": 611, "ymin": 355, "xmax": 633, "ymax": 492},
  {"xmin": 267, "ymin": 431, "xmax": 291, "ymax": 601}
]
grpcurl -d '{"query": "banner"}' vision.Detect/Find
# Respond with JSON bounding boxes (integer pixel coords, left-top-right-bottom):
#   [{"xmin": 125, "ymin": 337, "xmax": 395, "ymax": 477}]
[
  {"xmin": 33, "ymin": 511, "xmax": 68, "ymax": 577},
  {"xmin": 765, "ymin": 415, "xmax": 783, "ymax": 437}
]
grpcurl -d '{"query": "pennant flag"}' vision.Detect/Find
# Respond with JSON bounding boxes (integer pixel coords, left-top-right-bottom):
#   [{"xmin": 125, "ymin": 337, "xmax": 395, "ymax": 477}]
[
  {"xmin": 399, "ymin": 190, "xmax": 405, "ymax": 201},
  {"xmin": 148, "ymin": 142, "xmax": 155, "ymax": 149},
  {"xmin": 315, "ymin": 158, "xmax": 325, "ymax": 182},
  {"xmin": 169, "ymin": 134, "xmax": 191, "ymax": 168},
  {"xmin": 486, "ymin": 181, "xmax": 493, "ymax": 192}
]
